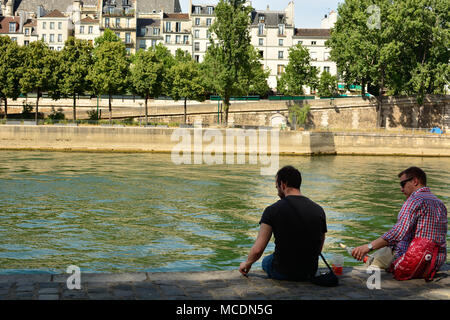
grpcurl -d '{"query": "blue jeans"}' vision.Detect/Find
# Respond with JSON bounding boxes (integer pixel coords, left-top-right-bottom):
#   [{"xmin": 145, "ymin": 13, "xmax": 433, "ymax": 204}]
[{"xmin": 262, "ymin": 254, "xmax": 289, "ymax": 281}]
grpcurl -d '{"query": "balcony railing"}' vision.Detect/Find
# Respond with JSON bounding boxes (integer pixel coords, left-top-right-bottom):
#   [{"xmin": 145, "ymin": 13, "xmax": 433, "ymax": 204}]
[{"xmin": 103, "ymin": 9, "xmax": 135, "ymax": 17}]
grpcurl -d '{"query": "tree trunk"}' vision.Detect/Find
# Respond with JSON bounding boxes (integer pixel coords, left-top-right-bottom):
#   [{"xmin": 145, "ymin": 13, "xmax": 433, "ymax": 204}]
[
  {"xmin": 108, "ymin": 94, "xmax": 112, "ymax": 125},
  {"xmin": 361, "ymin": 79, "xmax": 366, "ymax": 98},
  {"xmin": 73, "ymin": 92, "xmax": 77, "ymax": 123},
  {"xmin": 35, "ymin": 89, "xmax": 40, "ymax": 125},
  {"xmin": 4, "ymin": 97, "xmax": 7, "ymax": 119},
  {"xmin": 223, "ymin": 96, "xmax": 230, "ymax": 127},
  {"xmin": 145, "ymin": 93, "xmax": 149, "ymax": 125},
  {"xmin": 376, "ymin": 69, "xmax": 385, "ymax": 128},
  {"xmin": 184, "ymin": 97, "xmax": 187, "ymax": 124}
]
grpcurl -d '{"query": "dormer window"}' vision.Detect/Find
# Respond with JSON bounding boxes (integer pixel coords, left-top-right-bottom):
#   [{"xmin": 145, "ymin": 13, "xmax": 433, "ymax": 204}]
[
  {"xmin": 9, "ymin": 22, "xmax": 16, "ymax": 33},
  {"xmin": 259, "ymin": 15, "xmax": 265, "ymax": 23},
  {"xmin": 207, "ymin": 6, "xmax": 214, "ymax": 15},
  {"xmin": 194, "ymin": 6, "xmax": 201, "ymax": 14}
]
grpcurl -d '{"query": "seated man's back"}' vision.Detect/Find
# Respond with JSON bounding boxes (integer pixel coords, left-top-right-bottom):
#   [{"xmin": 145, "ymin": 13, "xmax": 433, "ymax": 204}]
[{"xmin": 261, "ymin": 195, "xmax": 327, "ymax": 280}]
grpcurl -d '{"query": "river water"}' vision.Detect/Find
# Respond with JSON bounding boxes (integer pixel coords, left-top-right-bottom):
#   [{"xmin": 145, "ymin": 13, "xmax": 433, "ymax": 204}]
[{"xmin": 0, "ymin": 151, "xmax": 448, "ymax": 274}]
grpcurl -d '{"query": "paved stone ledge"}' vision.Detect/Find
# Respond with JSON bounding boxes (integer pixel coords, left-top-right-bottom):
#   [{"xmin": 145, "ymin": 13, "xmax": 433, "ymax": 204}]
[{"xmin": 0, "ymin": 264, "xmax": 448, "ymax": 300}]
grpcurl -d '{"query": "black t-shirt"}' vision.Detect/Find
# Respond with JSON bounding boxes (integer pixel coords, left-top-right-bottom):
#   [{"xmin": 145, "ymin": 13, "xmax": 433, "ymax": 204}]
[{"xmin": 259, "ymin": 195, "xmax": 327, "ymax": 279}]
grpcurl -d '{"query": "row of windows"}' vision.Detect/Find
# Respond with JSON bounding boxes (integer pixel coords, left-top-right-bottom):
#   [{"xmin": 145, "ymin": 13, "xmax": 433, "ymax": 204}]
[
  {"xmin": 41, "ymin": 21, "xmax": 64, "ymax": 30},
  {"xmin": 41, "ymin": 34, "xmax": 64, "ymax": 43},
  {"xmin": 165, "ymin": 34, "xmax": 190, "ymax": 44},
  {"xmin": 257, "ymin": 39, "xmax": 326, "ymax": 50},
  {"xmin": 277, "ymin": 65, "xmax": 331, "ymax": 75},
  {"xmin": 78, "ymin": 26, "xmax": 95, "ymax": 34},
  {"xmin": 258, "ymin": 24, "xmax": 286, "ymax": 36},
  {"xmin": 104, "ymin": 17, "xmax": 132, "ymax": 28},
  {"xmin": 193, "ymin": 6, "xmax": 214, "ymax": 15},
  {"xmin": 258, "ymin": 49, "xmax": 330, "ymax": 61},
  {"xmin": 194, "ymin": 17, "xmax": 212, "ymax": 26}
]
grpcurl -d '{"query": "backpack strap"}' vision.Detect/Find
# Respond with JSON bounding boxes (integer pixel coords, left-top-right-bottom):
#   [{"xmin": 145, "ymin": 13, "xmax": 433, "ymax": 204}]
[{"xmin": 424, "ymin": 245, "xmax": 439, "ymax": 282}]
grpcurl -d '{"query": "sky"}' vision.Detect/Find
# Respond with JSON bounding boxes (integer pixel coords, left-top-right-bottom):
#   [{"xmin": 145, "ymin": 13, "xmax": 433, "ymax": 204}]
[{"xmin": 179, "ymin": 0, "xmax": 342, "ymax": 28}]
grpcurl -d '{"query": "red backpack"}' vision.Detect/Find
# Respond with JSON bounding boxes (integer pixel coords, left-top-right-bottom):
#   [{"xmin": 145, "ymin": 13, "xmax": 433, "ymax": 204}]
[{"xmin": 392, "ymin": 237, "xmax": 440, "ymax": 281}]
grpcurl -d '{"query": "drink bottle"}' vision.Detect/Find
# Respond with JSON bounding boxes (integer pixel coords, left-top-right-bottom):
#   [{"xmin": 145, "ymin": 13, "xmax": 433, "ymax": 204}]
[{"xmin": 339, "ymin": 243, "xmax": 374, "ymax": 264}]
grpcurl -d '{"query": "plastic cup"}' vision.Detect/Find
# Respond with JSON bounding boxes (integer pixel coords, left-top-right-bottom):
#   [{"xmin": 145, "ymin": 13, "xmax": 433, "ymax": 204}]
[{"xmin": 331, "ymin": 254, "xmax": 344, "ymax": 276}]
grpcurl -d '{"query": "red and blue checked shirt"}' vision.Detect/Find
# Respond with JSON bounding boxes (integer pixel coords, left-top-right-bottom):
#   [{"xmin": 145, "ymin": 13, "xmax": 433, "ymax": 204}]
[{"xmin": 382, "ymin": 187, "xmax": 448, "ymax": 269}]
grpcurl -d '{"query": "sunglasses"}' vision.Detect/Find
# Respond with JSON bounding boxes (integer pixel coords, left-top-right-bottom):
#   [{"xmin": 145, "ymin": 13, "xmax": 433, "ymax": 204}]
[{"xmin": 400, "ymin": 177, "xmax": 414, "ymax": 188}]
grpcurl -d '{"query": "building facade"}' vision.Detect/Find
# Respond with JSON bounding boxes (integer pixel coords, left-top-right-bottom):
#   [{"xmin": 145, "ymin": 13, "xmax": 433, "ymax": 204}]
[{"xmin": 0, "ymin": 0, "xmax": 337, "ymax": 90}]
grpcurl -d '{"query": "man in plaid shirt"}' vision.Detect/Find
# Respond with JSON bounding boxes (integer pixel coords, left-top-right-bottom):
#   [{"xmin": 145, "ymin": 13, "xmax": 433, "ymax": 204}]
[{"xmin": 352, "ymin": 167, "xmax": 447, "ymax": 271}]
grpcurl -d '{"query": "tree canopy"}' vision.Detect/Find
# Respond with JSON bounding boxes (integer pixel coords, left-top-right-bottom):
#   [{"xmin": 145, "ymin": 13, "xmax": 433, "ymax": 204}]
[
  {"xmin": 327, "ymin": 0, "xmax": 449, "ymax": 101},
  {"xmin": 203, "ymin": 0, "xmax": 267, "ymax": 125},
  {"xmin": 130, "ymin": 48, "xmax": 165, "ymax": 124},
  {"xmin": 0, "ymin": 36, "xmax": 24, "ymax": 118},
  {"xmin": 57, "ymin": 37, "xmax": 93, "ymax": 121},
  {"xmin": 276, "ymin": 44, "xmax": 318, "ymax": 95},
  {"xmin": 169, "ymin": 51, "xmax": 206, "ymax": 123},
  {"xmin": 88, "ymin": 40, "xmax": 130, "ymax": 123},
  {"xmin": 20, "ymin": 41, "xmax": 60, "ymax": 124}
]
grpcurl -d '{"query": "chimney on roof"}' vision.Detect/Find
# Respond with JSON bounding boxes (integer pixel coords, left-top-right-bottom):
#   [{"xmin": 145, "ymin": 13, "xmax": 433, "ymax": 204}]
[
  {"xmin": 37, "ymin": 5, "xmax": 46, "ymax": 18},
  {"xmin": 3, "ymin": 0, "xmax": 14, "ymax": 16},
  {"xmin": 266, "ymin": 5, "xmax": 269, "ymax": 11},
  {"xmin": 19, "ymin": 10, "xmax": 26, "ymax": 31}
]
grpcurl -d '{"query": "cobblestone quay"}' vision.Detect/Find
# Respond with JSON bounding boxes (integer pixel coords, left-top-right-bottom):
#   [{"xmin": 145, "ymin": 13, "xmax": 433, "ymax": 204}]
[{"xmin": 0, "ymin": 264, "xmax": 448, "ymax": 300}]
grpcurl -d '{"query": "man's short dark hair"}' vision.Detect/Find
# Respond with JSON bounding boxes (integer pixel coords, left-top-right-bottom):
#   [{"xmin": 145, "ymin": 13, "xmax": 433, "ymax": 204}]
[
  {"xmin": 276, "ymin": 166, "xmax": 302, "ymax": 189},
  {"xmin": 398, "ymin": 166, "xmax": 427, "ymax": 186}
]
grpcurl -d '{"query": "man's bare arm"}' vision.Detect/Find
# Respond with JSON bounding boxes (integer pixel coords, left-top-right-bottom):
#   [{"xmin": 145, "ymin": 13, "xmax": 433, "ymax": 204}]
[
  {"xmin": 239, "ymin": 223, "xmax": 272, "ymax": 276},
  {"xmin": 352, "ymin": 237, "xmax": 389, "ymax": 261}
]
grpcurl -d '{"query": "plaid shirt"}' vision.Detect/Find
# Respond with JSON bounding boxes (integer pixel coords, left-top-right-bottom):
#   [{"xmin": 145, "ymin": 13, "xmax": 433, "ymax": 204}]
[{"xmin": 382, "ymin": 187, "xmax": 448, "ymax": 269}]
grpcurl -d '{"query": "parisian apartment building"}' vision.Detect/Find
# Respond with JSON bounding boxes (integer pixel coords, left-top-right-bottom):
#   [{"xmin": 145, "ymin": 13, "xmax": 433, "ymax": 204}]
[{"xmin": 0, "ymin": 0, "xmax": 337, "ymax": 90}]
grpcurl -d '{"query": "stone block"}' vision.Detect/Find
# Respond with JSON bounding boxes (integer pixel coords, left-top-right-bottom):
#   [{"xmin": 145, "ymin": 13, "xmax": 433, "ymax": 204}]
[{"xmin": 52, "ymin": 272, "xmax": 147, "ymax": 284}]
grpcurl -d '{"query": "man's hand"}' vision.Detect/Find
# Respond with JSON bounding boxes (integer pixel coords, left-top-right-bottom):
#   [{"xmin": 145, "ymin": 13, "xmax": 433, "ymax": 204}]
[
  {"xmin": 239, "ymin": 261, "xmax": 252, "ymax": 277},
  {"xmin": 352, "ymin": 244, "xmax": 370, "ymax": 261}
]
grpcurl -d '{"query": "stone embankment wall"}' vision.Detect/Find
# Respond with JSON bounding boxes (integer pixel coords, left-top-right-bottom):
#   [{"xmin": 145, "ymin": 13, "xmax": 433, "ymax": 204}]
[
  {"xmin": 0, "ymin": 125, "xmax": 449, "ymax": 156},
  {"xmin": 3, "ymin": 95, "xmax": 449, "ymax": 130}
]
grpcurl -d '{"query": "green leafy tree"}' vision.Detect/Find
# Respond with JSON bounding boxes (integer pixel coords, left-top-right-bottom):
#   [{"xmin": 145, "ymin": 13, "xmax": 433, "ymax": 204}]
[
  {"xmin": 57, "ymin": 37, "xmax": 93, "ymax": 121},
  {"xmin": 0, "ymin": 36, "xmax": 24, "ymax": 119},
  {"xmin": 129, "ymin": 48, "xmax": 164, "ymax": 125},
  {"xmin": 94, "ymin": 28, "xmax": 121, "ymax": 47},
  {"xmin": 327, "ymin": 0, "xmax": 449, "ymax": 126},
  {"xmin": 317, "ymin": 71, "xmax": 338, "ymax": 97},
  {"xmin": 203, "ymin": 0, "xmax": 255, "ymax": 126},
  {"xmin": 238, "ymin": 47, "xmax": 270, "ymax": 96},
  {"xmin": 169, "ymin": 51, "xmax": 206, "ymax": 123},
  {"xmin": 327, "ymin": 0, "xmax": 391, "ymax": 100},
  {"xmin": 88, "ymin": 40, "xmax": 130, "ymax": 124},
  {"xmin": 383, "ymin": 0, "xmax": 450, "ymax": 103},
  {"xmin": 153, "ymin": 43, "xmax": 176, "ymax": 96},
  {"xmin": 20, "ymin": 41, "xmax": 59, "ymax": 124},
  {"xmin": 276, "ymin": 44, "xmax": 319, "ymax": 95}
]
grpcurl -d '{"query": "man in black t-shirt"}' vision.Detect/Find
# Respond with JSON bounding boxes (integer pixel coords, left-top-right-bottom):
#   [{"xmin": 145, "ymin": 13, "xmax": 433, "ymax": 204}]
[{"xmin": 239, "ymin": 166, "xmax": 327, "ymax": 281}]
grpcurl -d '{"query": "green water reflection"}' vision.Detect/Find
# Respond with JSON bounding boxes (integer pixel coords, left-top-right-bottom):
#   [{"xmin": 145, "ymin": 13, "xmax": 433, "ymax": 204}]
[{"xmin": 0, "ymin": 151, "xmax": 448, "ymax": 274}]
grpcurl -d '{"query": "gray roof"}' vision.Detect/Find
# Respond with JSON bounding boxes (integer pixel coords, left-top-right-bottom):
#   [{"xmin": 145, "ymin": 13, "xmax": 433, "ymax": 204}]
[
  {"xmin": 11, "ymin": 0, "xmax": 181, "ymax": 14},
  {"xmin": 13, "ymin": 0, "xmax": 98, "ymax": 14},
  {"xmin": 137, "ymin": 18, "xmax": 160, "ymax": 28},
  {"xmin": 190, "ymin": 4, "xmax": 215, "ymax": 15},
  {"xmin": 250, "ymin": 10, "xmax": 291, "ymax": 27},
  {"xmin": 294, "ymin": 28, "xmax": 331, "ymax": 37},
  {"xmin": 138, "ymin": 0, "xmax": 181, "ymax": 13}
]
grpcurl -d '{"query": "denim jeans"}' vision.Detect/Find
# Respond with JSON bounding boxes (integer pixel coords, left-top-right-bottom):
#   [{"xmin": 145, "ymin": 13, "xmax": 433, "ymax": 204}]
[{"xmin": 262, "ymin": 254, "xmax": 290, "ymax": 281}]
